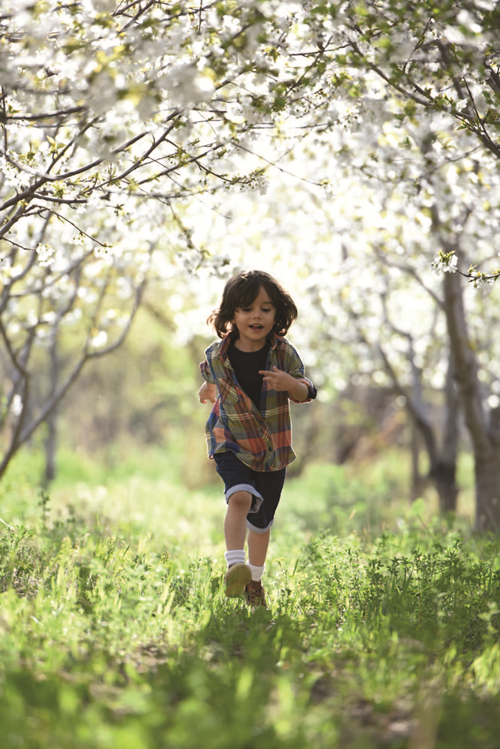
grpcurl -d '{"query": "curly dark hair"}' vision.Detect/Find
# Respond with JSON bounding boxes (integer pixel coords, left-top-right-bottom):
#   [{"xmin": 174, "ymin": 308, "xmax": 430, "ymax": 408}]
[{"xmin": 207, "ymin": 270, "xmax": 298, "ymax": 339}]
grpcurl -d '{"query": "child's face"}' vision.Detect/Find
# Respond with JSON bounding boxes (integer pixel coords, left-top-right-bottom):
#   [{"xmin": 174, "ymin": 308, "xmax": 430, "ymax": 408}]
[{"xmin": 232, "ymin": 286, "xmax": 276, "ymax": 351}]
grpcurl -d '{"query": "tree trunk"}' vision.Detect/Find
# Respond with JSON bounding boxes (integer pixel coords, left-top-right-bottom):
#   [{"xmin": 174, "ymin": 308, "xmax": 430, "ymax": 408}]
[
  {"xmin": 432, "ymin": 460, "xmax": 458, "ymax": 514},
  {"xmin": 410, "ymin": 423, "xmax": 428, "ymax": 502},
  {"xmin": 442, "ymin": 267, "xmax": 499, "ymax": 531},
  {"xmin": 474, "ymin": 451, "xmax": 500, "ymax": 532},
  {"xmin": 43, "ymin": 412, "xmax": 58, "ymax": 486},
  {"xmin": 43, "ymin": 332, "xmax": 60, "ymax": 486},
  {"xmin": 433, "ymin": 351, "xmax": 460, "ymax": 514},
  {"xmin": 377, "ymin": 339, "xmax": 459, "ymax": 512}
]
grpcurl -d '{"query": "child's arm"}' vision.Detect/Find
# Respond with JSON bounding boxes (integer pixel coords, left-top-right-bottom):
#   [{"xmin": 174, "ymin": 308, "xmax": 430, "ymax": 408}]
[
  {"xmin": 259, "ymin": 366, "xmax": 310, "ymax": 402},
  {"xmin": 199, "ymin": 356, "xmax": 217, "ymax": 404},
  {"xmin": 199, "ymin": 381, "xmax": 217, "ymax": 404}
]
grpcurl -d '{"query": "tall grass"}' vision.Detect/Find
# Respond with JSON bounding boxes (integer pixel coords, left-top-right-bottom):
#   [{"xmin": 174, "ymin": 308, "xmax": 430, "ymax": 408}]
[{"xmin": 0, "ymin": 446, "xmax": 497, "ymax": 748}]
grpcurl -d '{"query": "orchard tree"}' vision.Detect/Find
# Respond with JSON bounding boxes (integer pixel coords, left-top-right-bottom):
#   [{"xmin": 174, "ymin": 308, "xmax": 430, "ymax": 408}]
[
  {"xmin": 0, "ymin": 208, "xmax": 154, "ymax": 479},
  {"xmin": 328, "ymin": 264, "xmax": 462, "ymax": 514}
]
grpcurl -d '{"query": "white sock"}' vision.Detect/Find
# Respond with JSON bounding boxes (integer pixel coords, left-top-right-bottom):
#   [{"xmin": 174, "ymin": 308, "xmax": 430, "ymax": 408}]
[
  {"xmin": 248, "ymin": 563, "xmax": 265, "ymax": 582},
  {"xmin": 224, "ymin": 549, "xmax": 246, "ymax": 568}
]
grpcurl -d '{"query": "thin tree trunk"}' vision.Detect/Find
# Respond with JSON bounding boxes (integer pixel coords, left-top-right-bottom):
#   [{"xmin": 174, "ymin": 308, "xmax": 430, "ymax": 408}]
[
  {"xmin": 474, "ymin": 452, "xmax": 500, "ymax": 532},
  {"xmin": 442, "ymin": 267, "xmax": 499, "ymax": 530},
  {"xmin": 433, "ymin": 461, "xmax": 458, "ymax": 514},
  {"xmin": 44, "ymin": 415, "xmax": 57, "ymax": 486},
  {"xmin": 410, "ymin": 423, "xmax": 427, "ymax": 502},
  {"xmin": 432, "ymin": 351, "xmax": 459, "ymax": 514},
  {"xmin": 43, "ymin": 332, "xmax": 60, "ymax": 486},
  {"xmin": 377, "ymin": 341, "xmax": 459, "ymax": 513}
]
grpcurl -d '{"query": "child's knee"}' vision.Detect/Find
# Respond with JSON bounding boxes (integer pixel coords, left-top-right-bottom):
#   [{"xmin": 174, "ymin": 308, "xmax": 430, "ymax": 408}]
[{"xmin": 228, "ymin": 490, "xmax": 253, "ymax": 513}]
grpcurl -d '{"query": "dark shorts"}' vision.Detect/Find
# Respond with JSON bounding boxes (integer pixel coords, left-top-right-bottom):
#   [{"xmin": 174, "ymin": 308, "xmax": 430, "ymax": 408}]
[{"xmin": 213, "ymin": 451, "xmax": 286, "ymax": 534}]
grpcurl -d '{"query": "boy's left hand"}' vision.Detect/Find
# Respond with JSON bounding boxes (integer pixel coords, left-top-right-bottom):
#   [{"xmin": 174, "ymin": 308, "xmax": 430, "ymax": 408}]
[
  {"xmin": 259, "ymin": 366, "xmax": 294, "ymax": 392},
  {"xmin": 259, "ymin": 366, "xmax": 309, "ymax": 401}
]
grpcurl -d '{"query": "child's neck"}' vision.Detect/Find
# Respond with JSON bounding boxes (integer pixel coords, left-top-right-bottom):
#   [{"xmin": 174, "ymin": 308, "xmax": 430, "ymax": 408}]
[{"xmin": 233, "ymin": 339, "xmax": 267, "ymax": 353}]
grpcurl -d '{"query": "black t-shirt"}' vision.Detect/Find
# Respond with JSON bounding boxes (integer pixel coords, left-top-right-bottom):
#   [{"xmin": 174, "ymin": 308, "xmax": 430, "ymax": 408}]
[{"xmin": 228, "ymin": 340, "xmax": 270, "ymax": 410}]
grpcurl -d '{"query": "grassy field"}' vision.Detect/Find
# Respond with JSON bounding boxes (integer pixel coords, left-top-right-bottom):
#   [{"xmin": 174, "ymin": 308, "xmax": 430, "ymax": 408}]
[{"xmin": 1, "ymin": 447, "xmax": 499, "ymax": 748}]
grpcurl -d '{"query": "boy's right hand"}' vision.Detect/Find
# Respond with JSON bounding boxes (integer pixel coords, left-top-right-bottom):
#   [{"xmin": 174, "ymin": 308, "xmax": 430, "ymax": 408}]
[{"xmin": 199, "ymin": 382, "xmax": 217, "ymax": 404}]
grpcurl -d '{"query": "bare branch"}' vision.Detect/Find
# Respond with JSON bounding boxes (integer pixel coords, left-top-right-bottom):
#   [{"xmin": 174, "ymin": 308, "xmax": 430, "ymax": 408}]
[
  {"xmin": 16, "ymin": 355, "xmax": 89, "ymax": 449},
  {"xmin": 0, "ymin": 213, "xmax": 51, "ymax": 313},
  {"xmin": 10, "ymin": 249, "xmax": 94, "ymax": 299},
  {"xmin": 0, "ymin": 317, "xmax": 30, "ymax": 379},
  {"xmin": 0, "ymin": 130, "xmax": 150, "ymax": 213},
  {"xmin": 373, "ymin": 245, "xmax": 444, "ymax": 309},
  {"xmin": 0, "ymin": 379, "xmax": 30, "ymax": 478},
  {"xmin": 3, "ymin": 106, "xmax": 87, "ymax": 122}
]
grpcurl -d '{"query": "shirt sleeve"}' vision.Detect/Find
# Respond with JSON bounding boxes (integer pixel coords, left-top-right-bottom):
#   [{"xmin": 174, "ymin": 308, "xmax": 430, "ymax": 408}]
[
  {"xmin": 282, "ymin": 340, "xmax": 317, "ymax": 404},
  {"xmin": 200, "ymin": 359, "xmax": 216, "ymax": 384}
]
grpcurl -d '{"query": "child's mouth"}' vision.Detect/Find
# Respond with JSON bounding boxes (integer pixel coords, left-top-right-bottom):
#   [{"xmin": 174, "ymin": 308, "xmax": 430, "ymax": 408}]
[{"xmin": 250, "ymin": 325, "xmax": 263, "ymax": 329}]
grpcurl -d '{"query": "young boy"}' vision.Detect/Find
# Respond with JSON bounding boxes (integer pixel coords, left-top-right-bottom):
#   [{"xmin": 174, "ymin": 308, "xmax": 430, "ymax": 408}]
[{"xmin": 199, "ymin": 270, "xmax": 316, "ymax": 607}]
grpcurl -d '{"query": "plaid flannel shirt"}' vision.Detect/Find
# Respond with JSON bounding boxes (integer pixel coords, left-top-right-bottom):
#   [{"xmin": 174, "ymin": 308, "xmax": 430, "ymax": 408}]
[{"xmin": 200, "ymin": 333, "xmax": 315, "ymax": 472}]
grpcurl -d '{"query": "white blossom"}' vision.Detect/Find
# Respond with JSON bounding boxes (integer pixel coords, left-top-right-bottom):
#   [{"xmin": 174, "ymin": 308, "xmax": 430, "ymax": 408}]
[
  {"xmin": 36, "ymin": 244, "xmax": 55, "ymax": 268},
  {"xmin": 162, "ymin": 64, "xmax": 215, "ymax": 108},
  {"xmin": 91, "ymin": 330, "xmax": 108, "ymax": 349},
  {"xmin": 11, "ymin": 394, "xmax": 23, "ymax": 417}
]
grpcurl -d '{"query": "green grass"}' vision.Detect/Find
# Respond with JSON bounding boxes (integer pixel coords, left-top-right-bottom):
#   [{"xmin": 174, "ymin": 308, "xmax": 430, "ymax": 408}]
[{"xmin": 0, "ymin": 447, "xmax": 498, "ymax": 748}]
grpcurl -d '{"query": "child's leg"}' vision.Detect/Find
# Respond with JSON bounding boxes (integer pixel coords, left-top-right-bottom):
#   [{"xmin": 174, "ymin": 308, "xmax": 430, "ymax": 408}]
[
  {"xmin": 247, "ymin": 528, "xmax": 269, "ymax": 593},
  {"xmin": 212, "ymin": 452, "xmax": 266, "ymax": 598},
  {"xmin": 224, "ymin": 490, "xmax": 252, "ymax": 550},
  {"xmin": 245, "ymin": 529, "xmax": 270, "ymax": 607},
  {"xmin": 247, "ymin": 528, "xmax": 270, "ymax": 567},
  {"xmin": 223, "ymin": 490, "xmax": 253, "ymax": 597},
  {"xmin": 244, "ymin": 469, "xmax": 284, "ymax": 608}
]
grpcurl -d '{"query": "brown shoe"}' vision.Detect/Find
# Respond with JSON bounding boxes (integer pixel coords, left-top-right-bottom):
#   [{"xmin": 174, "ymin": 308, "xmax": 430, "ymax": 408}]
[
  {"xmin": 245, "ymin": 579, "xmax": 267, "ymax": 608},
  {"xmin": 224, "ymin": 563, "xmax": 252, "ymax": 598}
]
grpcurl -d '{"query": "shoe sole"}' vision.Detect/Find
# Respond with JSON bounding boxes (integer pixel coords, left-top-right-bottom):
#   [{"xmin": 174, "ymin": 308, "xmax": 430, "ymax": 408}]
[{"xmin": 225, "ymin": 564, "xmax": 252, "ymax": 597}]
